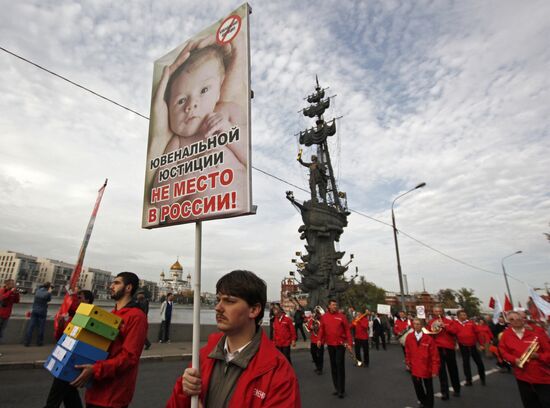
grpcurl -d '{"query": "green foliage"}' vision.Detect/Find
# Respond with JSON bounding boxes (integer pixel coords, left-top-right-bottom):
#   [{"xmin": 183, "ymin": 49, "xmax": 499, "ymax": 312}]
[
  {"xmin": 437, "ymin": 289, "xmax": 458, "ymax": 308},
  {"xmin": 341, "ymin": 276, "xmax": 386, "ymax": 312},
  {"xmin": 455, "ymin": 287, "xmax": 481, "ymax": 317}
]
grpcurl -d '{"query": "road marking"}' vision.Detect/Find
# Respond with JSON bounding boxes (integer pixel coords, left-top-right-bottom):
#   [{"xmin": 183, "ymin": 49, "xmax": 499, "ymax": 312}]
[{"xmin": 434, "ymin": 368, "xmax": 499, "ymax": 398}]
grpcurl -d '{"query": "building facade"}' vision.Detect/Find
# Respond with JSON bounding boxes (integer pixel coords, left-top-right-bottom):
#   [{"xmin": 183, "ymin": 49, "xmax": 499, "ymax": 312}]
[
  {"xmin": 0, "ymin": 250, "xmax": 40, "ymax": 293},
  {"xmin": 158, "ymin": 259, "xmax": 191, "ymax": 298}
]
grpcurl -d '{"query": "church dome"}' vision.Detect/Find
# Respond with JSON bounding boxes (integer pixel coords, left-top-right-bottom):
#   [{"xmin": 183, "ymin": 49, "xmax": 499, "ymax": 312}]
[{"xmin": 170, "ymin": 260, "xmax": 183, "ymax": 271}]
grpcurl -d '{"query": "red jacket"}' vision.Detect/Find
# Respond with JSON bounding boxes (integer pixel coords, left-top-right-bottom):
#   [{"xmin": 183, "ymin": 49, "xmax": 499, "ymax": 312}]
[
  {"xmin": 166, "ymin": 330, "xmax": 301, "ymax": 408},
  {"xmin": 85, "ymin": 302, "xmax": 148, "ymax": 408},
  {"xmin": 273, "ymin": 314, "xmax": 297, "ymax": 347},
  {"xmin": 307, "ymin": 318, "xmax": 321, "ymax": 344},
  {"xmin": 393, "ymin": 318, "xmax": 411, "ymax": 336},
  {"xmin": 0, "ymin": 287, "xmax": 20, "ymax": 319},
  {"xmin": 454, "ymin": 320, "xmax": 482, "ymax": 347},
  {"xmin": 499, "ymin": 326, "xmax": 550, "ymax": 384},
  {"xmin": 318, "ymin": 312, "xmax": 352, "ymax": 347},
  {"xmin": 428, "ymin": 317, "xmax": 457, "ymax": 350},
  {"xmin": 353, "ymin": 316, "xmax": 369, "ymax": 340},
  {"xmin": 477, "ymin": 324, "xmax": 493, "ymax": 345},
  {"xmin": 405, "ymin": 332, "xmax": 440, "ymax": 378}
]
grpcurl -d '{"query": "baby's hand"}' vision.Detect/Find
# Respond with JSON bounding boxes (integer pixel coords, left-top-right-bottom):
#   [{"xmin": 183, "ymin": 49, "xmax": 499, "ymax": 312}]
[{"xmin": 201, "ymin": 112, "xmax": 231, "ymax": 137}]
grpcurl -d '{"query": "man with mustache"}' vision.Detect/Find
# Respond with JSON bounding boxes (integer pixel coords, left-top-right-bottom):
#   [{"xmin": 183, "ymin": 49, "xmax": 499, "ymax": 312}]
[
  {"xmin": 166, "ymin": 270, "xmax": 301, "ymax": 407},
  {"xmin": 70, "ymin": 272, "xmax": 148, "ymax": 408}
]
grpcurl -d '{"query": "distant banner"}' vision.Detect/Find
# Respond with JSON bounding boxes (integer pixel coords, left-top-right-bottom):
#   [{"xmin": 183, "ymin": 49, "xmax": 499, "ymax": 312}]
[
  {"xmin": 142, "ymin": 3, "xmax": 252, "ymax": 228},
  {"xmin": 377, "ymin": 304, "xmax": 391, "ymax": 315}
]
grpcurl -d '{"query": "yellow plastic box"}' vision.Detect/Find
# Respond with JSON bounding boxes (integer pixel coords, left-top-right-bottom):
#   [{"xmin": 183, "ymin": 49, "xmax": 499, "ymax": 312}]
[
  {"xmin": 75, "ymin": 303, "xmax": 121, "ymax": 329},
  {"xmin": 64, "ymin": 323, "xmax": 111, "ymax": 352}
]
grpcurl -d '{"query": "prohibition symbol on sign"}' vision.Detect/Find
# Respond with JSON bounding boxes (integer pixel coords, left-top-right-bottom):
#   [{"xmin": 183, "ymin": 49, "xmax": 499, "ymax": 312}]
[{"xmin": 216, "ymin": 15, "xmax": 242, "ymax": 45}]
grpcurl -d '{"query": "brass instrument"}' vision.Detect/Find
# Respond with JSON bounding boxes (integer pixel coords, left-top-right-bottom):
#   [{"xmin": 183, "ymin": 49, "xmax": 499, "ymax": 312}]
[
  {"xmin": 304, "ymin": 306, "xmax": 323, "ymax": 336},
  {"xmin": 345, "ymin": 343, "xmax": 364, "ymax": 367},
  {"xmin": 423, "ymin": 317, "xmax": 444, "ymax": 335},
  {"xmin": 351, "ymin": 312, "xmax": 369, "ymax": 327},
  {"xmin": 517, "ymin": 337, "xmax": 539, "ymax": 369}
]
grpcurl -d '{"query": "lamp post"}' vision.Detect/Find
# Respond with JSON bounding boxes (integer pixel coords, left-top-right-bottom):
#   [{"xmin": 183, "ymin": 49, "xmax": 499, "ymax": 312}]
[
  {"xmin": 392, "ymin": 182, "xmax": 426, "ymax": 312},
  {"xmin": 501, "ymin": 250, "xmax": 522, "ymax": 306}
]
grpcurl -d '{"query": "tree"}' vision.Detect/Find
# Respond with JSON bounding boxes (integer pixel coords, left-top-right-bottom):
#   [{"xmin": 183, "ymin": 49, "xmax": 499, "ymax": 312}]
[
  {"xmin": 455, "ymin": 288, "xmax": 481, "ymax": 317},
  {"xmin": 340, "ymin": 276, "xmax": 386, "ymax": 312},
  {"xmin": 436, "ymin": 289, "xmax": 458, "ymax": 308}
]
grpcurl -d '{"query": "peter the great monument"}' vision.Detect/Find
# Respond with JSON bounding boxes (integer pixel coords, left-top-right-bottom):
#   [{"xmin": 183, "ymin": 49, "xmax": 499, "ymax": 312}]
[{"xmin": 286, "ymin": 78, "xmax": 351, "ymax": 308}]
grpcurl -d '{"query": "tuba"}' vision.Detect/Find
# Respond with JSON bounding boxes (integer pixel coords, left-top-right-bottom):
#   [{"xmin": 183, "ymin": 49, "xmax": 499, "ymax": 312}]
[
  {"xmin": 423, "ymin": 317, "xmax": 444, "ymax": 335},
  {"xmin": 517, "ymin": 337, "xmax": 539, "ymax": 369}
]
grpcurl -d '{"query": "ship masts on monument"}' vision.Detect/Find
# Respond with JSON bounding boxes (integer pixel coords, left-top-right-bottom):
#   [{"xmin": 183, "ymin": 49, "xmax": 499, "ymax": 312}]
[{"xmin": 286, "ymin": 77, "xmax": 352, "ymax": 308}]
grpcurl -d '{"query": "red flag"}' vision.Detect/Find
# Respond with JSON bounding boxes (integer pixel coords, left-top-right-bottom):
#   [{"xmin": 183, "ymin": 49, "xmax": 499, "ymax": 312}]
[
  {"xmin": 488, "ymin": 297, "xmax": 495, "ymax": 309},
  {"xmin": 528, "ymin": 298, "xmax": 541, "ymax": 321},
  {"xmin": 504, "ymin": 294, "xmax": 513, "ymax": 312},
  {"xmin": 54, "ymin": 179, "xmax": 108, "ymax": 340}
]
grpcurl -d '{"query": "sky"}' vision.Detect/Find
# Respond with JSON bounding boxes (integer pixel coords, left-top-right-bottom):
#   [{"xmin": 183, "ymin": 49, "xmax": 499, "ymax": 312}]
[{"xmin": 1, "ymin": 0, "xmax": 549, "ymax": 306}]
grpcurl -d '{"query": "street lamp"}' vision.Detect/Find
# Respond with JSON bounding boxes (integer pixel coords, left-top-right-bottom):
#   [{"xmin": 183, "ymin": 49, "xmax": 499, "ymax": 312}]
[
  {"xmin": 501, "ymin": 250, "xmax": 522, "ymax": 306},
  {"xmin": 392, "ymin": 182, "xmax": 426, "ymax": 312}
]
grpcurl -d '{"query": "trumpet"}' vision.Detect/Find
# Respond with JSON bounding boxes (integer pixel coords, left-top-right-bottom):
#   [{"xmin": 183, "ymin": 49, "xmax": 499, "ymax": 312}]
[
  {"xmin": 517, "ymin": 337, "xmax": 539, "ymax": 369},
  {"xmin": 351, "ymin": 312, "xmax": 368, "ymax": 327}
]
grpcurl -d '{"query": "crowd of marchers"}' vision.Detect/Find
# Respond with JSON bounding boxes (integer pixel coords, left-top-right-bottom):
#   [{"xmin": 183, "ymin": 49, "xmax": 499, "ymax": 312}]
[{"xmin": 1, "ymin": 276, "xmax": 550, "ymax": 408}]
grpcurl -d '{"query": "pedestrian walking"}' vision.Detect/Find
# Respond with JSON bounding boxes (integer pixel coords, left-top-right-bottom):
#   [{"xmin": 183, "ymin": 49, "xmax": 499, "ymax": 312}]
[
  {"xmin": 499, "ymin": 311, "xmax": 550, "ymax": 408},
  {"xmin": 0, "ymin": 279, "xmax": 20, "ymax": 344},
  {"xmin": 159, "ymin": 293, "xmax": 174, "ymax": 343},
  {"xmin": 318, "ymin": 299, "xmax": 352, "ymax": 399},
  {"xmin": 70, "ymin": 272, "xmax": 148, "ymax": 408},
  {"xmin": 308, "ymin": 308, "xmax": 324, "ymax": 374},
  {"xmin": 43, "ymin": 290, "xmax": 94, "ymax": 408},
  {"xmin": 428, "ymin": 305, "xmax": 461, "ymax": 400},
  {"xmin": 352, "ymin": 308, "xmax": 370, "ymax": 367},
  {"xmin": 166, "ymin": 270, "xmax": 301, "ymax": 407},
  {"xmin": 294, "ymin": 306, "xmax": 307, "ymax": 342},
  {"xmin": 405, "ymin": 318, "xmax": 440, "ymax": 408},
  {"xmin": 372, "ymin": 313, "xmax": 387, "ymax": 350},
  {"xmin": 24, "ymin": 282, "xmax": 52, "ymax": 347},
  {"xmin": 136, "ymin": 292, "xmax": 151, "ymax": 350},
  {"xmin": 273, "ymin": 303, "xmax": 297, "ymax": 363},
  {"xmin": 455, "ymin": 310, "xmax": 486, "ymax": 386}
]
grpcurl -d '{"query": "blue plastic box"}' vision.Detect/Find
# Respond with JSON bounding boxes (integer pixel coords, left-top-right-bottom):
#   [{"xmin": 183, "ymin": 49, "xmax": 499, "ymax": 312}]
[
  {"xmin": 43, "ymin": 349, "xmax": 95, "ymax": 382},
  {"xmin": 57, "ymin": 333, "xmax": 109, "ymax": 362}
]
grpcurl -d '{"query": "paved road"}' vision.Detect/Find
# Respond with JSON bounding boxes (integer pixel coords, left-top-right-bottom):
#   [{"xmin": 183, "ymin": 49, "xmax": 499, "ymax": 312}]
[{"xmin": 1, "ymin": 344, "xmax": 522, "ymax": 407}]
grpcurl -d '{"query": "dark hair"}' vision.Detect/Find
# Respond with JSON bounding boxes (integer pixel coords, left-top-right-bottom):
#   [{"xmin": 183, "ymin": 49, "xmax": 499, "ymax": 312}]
[
  {"xmin": 42, "ymin": 282, "xmax": 52, "ymax": 289},
  {"xmin": 164, "ymin": 45, "xmax": 226, "ymax": 104},
  {"xmin": 457, "ymin": 309, "xmax": 467, "ymax": 316},
  {"xmin": 167, "ymin": 292, "xmax": 173, "ymax": 297},
  {"xmin": 78, "ymin": 290, "xmax": 94, "ymax": 304},
  {"xmin": 328, "ymin": 299, "xmax": 337, "ymax": 305},
  {"xmin": 116, "ymin": 272, "xmax": 140, "ymax": 296},
  {"xmin": 216, "ymin": 270, "xmax": 266, "ymax": 326}
]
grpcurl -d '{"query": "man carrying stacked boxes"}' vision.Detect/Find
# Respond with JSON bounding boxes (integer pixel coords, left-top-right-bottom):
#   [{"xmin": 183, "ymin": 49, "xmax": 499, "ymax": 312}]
[{"xmin": 44, "ymin": 272, "xmax": 148, "ymax": 408}]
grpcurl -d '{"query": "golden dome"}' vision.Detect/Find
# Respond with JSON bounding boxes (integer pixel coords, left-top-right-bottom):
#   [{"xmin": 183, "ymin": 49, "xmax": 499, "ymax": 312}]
[{"xmin": 170, "ymin": 260, "xmax": 183, "ymax": 271}]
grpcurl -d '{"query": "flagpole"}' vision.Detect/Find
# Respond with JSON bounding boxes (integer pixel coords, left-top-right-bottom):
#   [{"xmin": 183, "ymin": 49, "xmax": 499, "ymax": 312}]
[{"xmin": 191, "ymin": 221, "xmax": 202, "ymax": 408}]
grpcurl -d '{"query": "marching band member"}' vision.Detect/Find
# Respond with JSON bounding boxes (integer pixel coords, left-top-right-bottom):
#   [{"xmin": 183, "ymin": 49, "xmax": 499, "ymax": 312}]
[
  {"xmin": 352, "ymin": 308, "xmax": 370, "ymax": 367},
  {"xmin": 405, "ymin": 318, "xmax": 440, "ymax": 408},
  {"xmin": 428, "ymin": 305, "xmax": 461, "ymax": 400},
  {"xmin": 455, "ymin": 310, "xmax": 486, "ymax": 386},
  {"xmin": 394, "ymin": 311, "xmax": 412, "ymax": 354},
  {"xmin": 273, "ymin": 303, "xmax": 297, "ymax": 364},
  {"xmin": 499, "ymin": 311, "xmax": 550, "ymax": 408},
  {"xmin": 318, "ymin": 299, "xmax": 352, "ymax": 399},
  {"xmin": 476, "ymin": 318, "xmax": 494, "ymax": 357},
  {"xmin": 308, "ymin": 308, "xmax": 324, "ymax": 374}
]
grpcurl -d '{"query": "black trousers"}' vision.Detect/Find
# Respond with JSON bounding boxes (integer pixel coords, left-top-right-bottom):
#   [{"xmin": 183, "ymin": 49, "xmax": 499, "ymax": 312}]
[
  {"xmin": 459, "ymin": 344, "xmax": 485, "ymax": 382},
  {"xmin": 516, "ymin": 380, "xmax": 550, "ymax": 408},
  {"xmin": 158, "ymin": 319, "xmax": 171, "ymax": 342},
  {"xmin": 44, "ymin": 377, "xmax": 83, "ymax": 408},
  {"xmin": 373, "ymin": 331, "xmax": 386, "ymax": 350},
  {"xmin": 87, "ymin": 405, "xmax": 128, "ymax": 408},
  {"xmin": 438, "ymin": 347, "xmax": 461, "ymax": 395},
  {"xmin": 412, "ymin": 376, "xmax": 434, "ymax": 408},
  {"xmin": 310, "ymin": 343, "xmax": 324, "ymax": 371},
  {"xmin": 354, "ymin": 338, "xmax": 369, "ymax": 366},
  {"xmin": 295, "ymin": 322, "xmax": 307, "ymax": 341},
  {"xmin": 277, "ymin": 346, "xmax": 292, "ymax": 364},
  {"xmin": 328, "ymin": 345, "xmax": 346, "ymax": 394}
]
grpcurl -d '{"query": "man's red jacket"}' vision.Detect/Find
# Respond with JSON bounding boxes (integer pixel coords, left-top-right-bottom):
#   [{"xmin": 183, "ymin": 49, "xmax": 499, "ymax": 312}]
[
  {"xmin": 85, "ymin": 302, "xmax": 148, "ymax": 408},
  {"xmin": 166, "ymin": 330, "xmax": 301, "ymax": 408},
  {"xmin": 393, "ymin": 318, "xmax": 411, "ymax": 336},
  {"xmin": 0, "ymin": 287, "xmax": 20, "ymax": 319},
  {"xmin": 499, "ymin": 326, "xmax": 550, "ymax": 384},
  {"xmin": 307, "ymin": 318, "xmax": 321, "ymax": 344},
  {"xmin": 477, "ymin": 324, "xmax": 493, "ymax": 345},
  {"xmin": 428, "ymin": 317, "xmax": 457, "ymax": 350},
  {"xmin": 353, "ymin": 316, "xmax": 369, "ymax": 340},
  {"xmin": 318, "ymin": 312, "xmax": 352, "ymax": 347},
  {"xmin": 405, "ymin": 332, "xmax": 440, "ymax": 378},
  {"xmin": 273, "ymin": 313, "xmax": 297, "ymax": 347},
  {"xmin": 454, "ymin": 320, "xmax": 482, "ymax": 347}
]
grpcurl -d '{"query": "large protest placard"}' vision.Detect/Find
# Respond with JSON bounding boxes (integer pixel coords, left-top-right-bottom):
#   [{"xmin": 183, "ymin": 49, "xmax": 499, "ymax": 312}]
[
  {"xmin": 142, "ymin": 3, "xmax": 252, "ymax": 228},
  {"xmin": 377, "ymin": 304, "xmax": 391, "ymax": 315}
]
